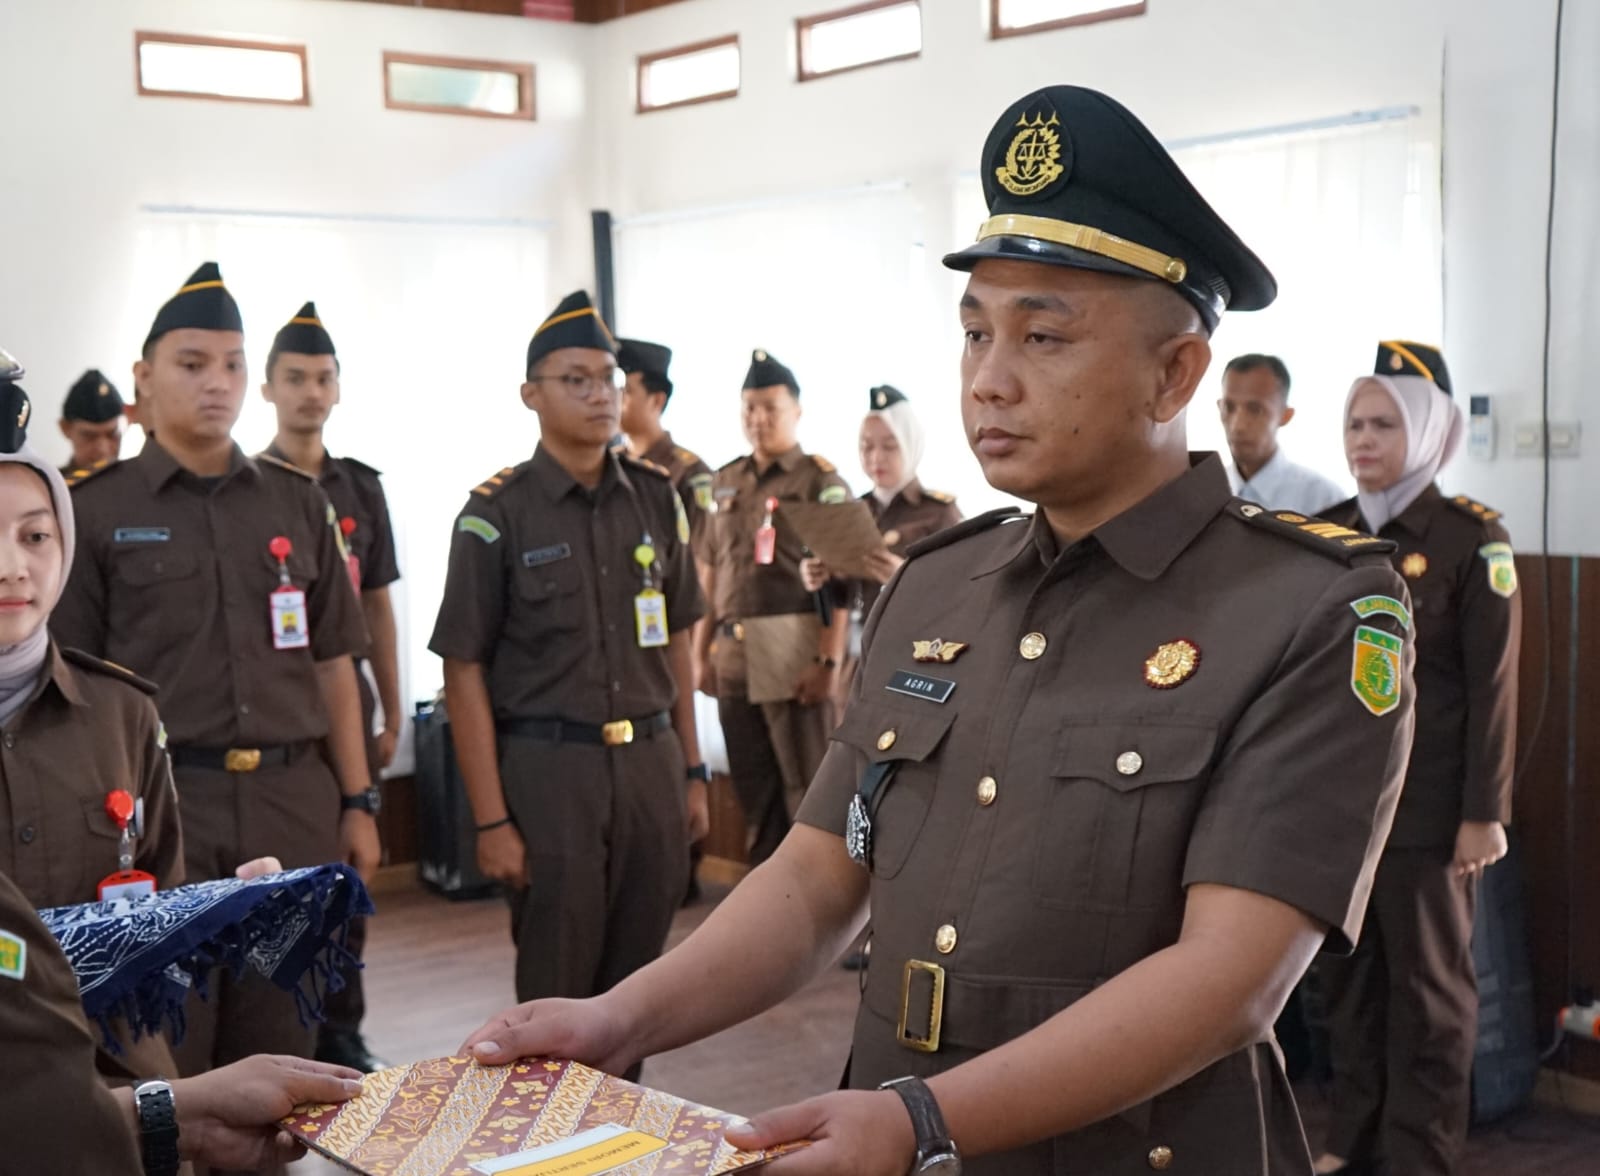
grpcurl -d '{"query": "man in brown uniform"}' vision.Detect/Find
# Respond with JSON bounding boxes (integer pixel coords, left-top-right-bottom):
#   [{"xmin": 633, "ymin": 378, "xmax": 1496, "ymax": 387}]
[
  {"xmin": 59, "ymin": 368, "xmax": 129, "ymax": 474},
  {"xmin": 260, "ymin": 301, "xmax": 400, "ymax": 1073},
  {"xmin": 618, "ymin": 337, "xmax": 714, "ymax": 552},
  {"xmin": 465, "ymin": 85, "xmax": 1417, "ymax": 1175},
  {"xmin": 430, "ymin": 291, "xmax": 709, "ymax": 1017},
  {"xmin": 698, "ymin": 350, "xmax": 851, "ymax": 863},
  {"xmin": 52, "ymin": 264, "xmax": 379, "ymax": 1150}
]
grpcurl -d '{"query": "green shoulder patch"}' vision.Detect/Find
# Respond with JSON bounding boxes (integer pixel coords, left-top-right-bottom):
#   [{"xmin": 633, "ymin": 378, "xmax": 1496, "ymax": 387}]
[
  {"xmin": 1350, "ymin": 594, "xmax": 1413, "ymax": 630},
  {"xmin": 1447, "ymin": 494, "xmax": 1502, "ymax": 523},
  {"xmin": 0, "ymin": 928, "xmax": 26, "ymax": 981},
  {"xmin": 64, "ymin": 457, "xmax": 118, "ymax": 489},
  {"xmin": 818, "ymin": 485, "xmax": 849, "ymax": 504},
  {"xmin": 688, "ymin": 472, "xmax": 714, "ymax": 512},
  {"xmin": 1479, "ymin": 541, "xmax": 1518, "ymax": 598},
  {"xmin": 1230, "ymin": 503, "xmax": 1395, "ymax": 563},
  {"xmin": 457, "ymin": 515, "xmax": 501, "ymax": 544},
  {"xmin": 1351, "ymin": 624, "xmax": 1404, "ymax": 717}
]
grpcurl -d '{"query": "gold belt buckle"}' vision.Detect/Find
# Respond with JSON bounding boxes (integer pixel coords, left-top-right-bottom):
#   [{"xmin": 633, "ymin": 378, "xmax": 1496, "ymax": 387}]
[
  {"xmin": 731, "ymin": 622, "xmax": 745, "ymax": 641},
  {"xmin": 601, "ymin": 719, "xmax": 634, "ymax": 747},
  {"xmin": 224, "ymin": 748, "xmax": 263, "ymax": 773},
  {"xmin": 896, "ymin": 959, "xmax": 945, "ymax": 1053}
]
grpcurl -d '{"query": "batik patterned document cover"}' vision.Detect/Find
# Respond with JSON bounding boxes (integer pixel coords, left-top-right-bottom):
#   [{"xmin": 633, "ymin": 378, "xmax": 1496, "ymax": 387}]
[{"xmin": 282, "ymin": 1056, "xmax": 803, "ymax": 1176}]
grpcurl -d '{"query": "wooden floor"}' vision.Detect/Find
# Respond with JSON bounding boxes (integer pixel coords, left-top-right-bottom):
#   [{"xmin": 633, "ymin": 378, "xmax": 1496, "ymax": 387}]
[{"xmin": 299, "ymin": 880, "xmax": 1599, "ymax": 1174}]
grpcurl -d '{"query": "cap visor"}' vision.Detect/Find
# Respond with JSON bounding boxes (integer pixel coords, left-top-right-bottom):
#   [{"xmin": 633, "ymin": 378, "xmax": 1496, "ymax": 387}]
[{"xmin": 942, "ymin": 234, "xmax": 1156, "ymax": 284}]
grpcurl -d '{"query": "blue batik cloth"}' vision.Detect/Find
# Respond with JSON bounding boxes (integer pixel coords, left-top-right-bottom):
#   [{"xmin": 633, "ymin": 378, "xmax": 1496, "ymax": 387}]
[{"xmin": 38, "ymin": 863, "xmax": 374, "ymax": 1049}]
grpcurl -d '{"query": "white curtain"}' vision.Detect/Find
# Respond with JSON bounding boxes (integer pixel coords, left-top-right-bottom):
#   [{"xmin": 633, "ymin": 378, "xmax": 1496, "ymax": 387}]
[{"xmin": 121, "ymin": 212, "xmax": 552, "ymax": 771}]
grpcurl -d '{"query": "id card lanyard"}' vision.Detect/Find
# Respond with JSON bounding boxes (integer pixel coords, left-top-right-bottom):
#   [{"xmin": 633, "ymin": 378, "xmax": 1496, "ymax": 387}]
[
  {"xmin": 97, "ymin": 788, "xmax": 157, "ymax": 900},
  {"xmin": 339, "ymin": 517, "xmax": 362, "ymax": 593},
  {"xmin": 753, "ymin": 496, "xmax": 778, "ymax": 565},
  {"xmin": 268, "ymin": 535, "xmax": 311, "ymax": 651},
  {"xmin": 633, "ymin": 532, "xmax": 669, "ymax": 649}
]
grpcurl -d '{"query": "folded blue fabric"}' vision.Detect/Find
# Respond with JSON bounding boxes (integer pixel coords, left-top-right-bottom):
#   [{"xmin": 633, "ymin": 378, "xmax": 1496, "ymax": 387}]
[{"xmin": 38, "ymin": 863, "xmax": 374, "ymax": 1048}]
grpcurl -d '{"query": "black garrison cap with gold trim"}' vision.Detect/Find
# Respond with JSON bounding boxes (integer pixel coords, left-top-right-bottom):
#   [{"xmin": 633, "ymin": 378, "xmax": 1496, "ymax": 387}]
[
  {"xmin": 1376, "ymin": 341, "xmax": 1452, "ymax": 395},
  {"xmin": 271, "ymin": 302, "xmax": 336, "ymax": 359},
  {"xmin": 144, "ymin": 262, "xmax": 244, "ymax": 350},
  {"xmin": 526, "ymin": 291, "xmax": 615, "ymax": 375},
  {"xmin": 743, "ymin": 349, "xmax": 799, "ymax": 396},
  {"xmin": 870, "ymin": 384, "xmax": 907, "ymax": 411},
  {"xmin": 0, "ymin": 348, "xmax": 31, "ymax": 453},
  {"xmin": 62, "ymin": 369, "xmax": 125, "ymax": 423},
  {"xmin": 944, "ymin": 86, "xmax": 1276, "ymax": 331}
]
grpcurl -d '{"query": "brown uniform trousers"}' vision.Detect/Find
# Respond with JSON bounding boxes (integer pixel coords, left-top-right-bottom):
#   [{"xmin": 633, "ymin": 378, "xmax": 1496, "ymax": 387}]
[
  {"xmin": 430, "ymin": 446, "xmax": 702, "ymax": 1007},
  {"xmin": 1318, "ymin": 487, "xmax": 1520, "ymax": 1176},
  {"xmin": 0, "ymin": 642, "xmax": 184, "ymax": 1086},
  {"xmin": 705, "ymin": 446, "xmax": 849, "ymax": 862},
  {"xmin": 798, "ymin": 456, "xmax": 1417, "ymax": 1174}
]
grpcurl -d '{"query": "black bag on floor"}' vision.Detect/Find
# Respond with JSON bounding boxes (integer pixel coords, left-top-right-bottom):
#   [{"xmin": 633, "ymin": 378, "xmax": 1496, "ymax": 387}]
[
  {"xmin": 413, "ymin": 699, "xmax": 499, "ymax": 902},
  {"xmin": 1471, "ymin": 831, "xmax": 1539, "ymax": 1123}
]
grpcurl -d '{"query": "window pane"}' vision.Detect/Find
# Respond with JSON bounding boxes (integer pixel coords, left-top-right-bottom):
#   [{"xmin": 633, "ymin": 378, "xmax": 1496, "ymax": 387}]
[
  {"xmin": 387, "ymin": 61, "xmax": 525, "ymax": 117},
  {"xmin": 137, "ymin": 38, "xmax": 305, "ymax": 103},
  {"xmin": 995, "ymin": 0, "xmax": 1142, "ymax": 32},
  {"xmin": 641, "ymin": 42, "xmax": 740, "ymax": 110},
  {"xmin": 804, "ymin": 2, "xmax": 921, "ymax": 77}
]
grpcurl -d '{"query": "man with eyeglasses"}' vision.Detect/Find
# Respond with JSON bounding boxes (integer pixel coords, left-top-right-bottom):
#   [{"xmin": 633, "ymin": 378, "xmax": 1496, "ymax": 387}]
[{"xmin": 430, "ymin": 291, "xmax": 710, "ymax": 1034}]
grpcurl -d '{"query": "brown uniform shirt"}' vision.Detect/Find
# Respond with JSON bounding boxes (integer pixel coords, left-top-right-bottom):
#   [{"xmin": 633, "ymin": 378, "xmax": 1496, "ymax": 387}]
[
  {"xmin": 705, "ymin": 445, "xmax": 851, "ymax": 622},
  {"xmin": 856, "ymin": 480, "xmax": 962, "ymax": 615},
  {"xmin": 53, "ymin": 439, "xmax": 369, "ymax": 747},
  {"xmin": 0, "ymin": 869, "xmax": 142, "ymax": 1170},
  {"xmin": 1327, "ymin": 486, "xmax": 1520, "ymax": 847},
  {"xmin": 639, "ymin": 431, "xmax": 714, "ymax": 555},
  {"xmin": 263, "ymin": 444, "xmax": 402, "ymax": 594},
  {"xmin": 797, "ymin": 455, "xmax": 1416, "ymax": 1174},
  {"xmin": 429, "ymin": 445, "xmax": 704, "ymax": 723}
]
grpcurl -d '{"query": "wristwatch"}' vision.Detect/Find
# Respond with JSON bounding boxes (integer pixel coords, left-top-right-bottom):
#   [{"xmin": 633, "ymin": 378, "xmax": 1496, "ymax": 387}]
[
  {"xmin": 879, "ymin": 1076, "xmax": 961, "ymax": 1173},
  {"xmin": 134, "ymin": 1079, "xmax": 181, "ymax": 1176},
  {"xmin": 685, "ymin": 763, "xmax": 711, "ymax": 783},
  {"xmin": 341, "ymin": 785, "xmax": 382, "ymax": 816}
]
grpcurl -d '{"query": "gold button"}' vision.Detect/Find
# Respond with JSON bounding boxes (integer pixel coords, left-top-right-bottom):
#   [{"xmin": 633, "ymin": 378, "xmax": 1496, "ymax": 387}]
[
  {"xmin": 1019, "ymin": 632, "xmax": 1048, "ymax": 660},
  {"xmin": 877, "ymin": 729, "xmax": 898, "ymax": 751},
  {"xmin": 934, "ymin": 924, "xmax": 957, "ymax": 954},
  {"xmin": 1116, "ymin": 751, "xmax": 1144, "ymax": 777},
  {"xmin": 1148, "ymin": 1145, "xmax": 1173, "ymax": 1170},
  {"xmin": 976, "ymin": 776, "xmax": 998, "ymax": 806}
]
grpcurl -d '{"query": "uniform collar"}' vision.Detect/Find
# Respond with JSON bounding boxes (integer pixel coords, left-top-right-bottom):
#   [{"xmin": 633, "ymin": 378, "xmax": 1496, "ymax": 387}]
[
  {"xmin": 530, "ymin": 442, "xmax": 630, "ymax": 503},
  {"xmin": 137, "ymin": 436, "xmax": 257, "ymax": 491},
  {"xmin": 263, "ymin": 440, "xmax": 344, "ymax": 485},
  {"xmin": 748, "ymin": 445, "xmax": 804, "ymax": 477},
  {"xmin": 1386, "ymin": 482, "xmax": 1441, "ymax": 537},
  {"xmin": 16, "ymin": 642, "xmax": 88, "ymax": 715}
]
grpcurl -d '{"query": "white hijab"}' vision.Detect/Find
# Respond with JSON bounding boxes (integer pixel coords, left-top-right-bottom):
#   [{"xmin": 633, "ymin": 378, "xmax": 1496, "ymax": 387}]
[
  {"xmin": 1348, "ymin": 374, "xmax": 1464, "ymax": 532},
  {"xmin": 0, "ymin": 442, "xmax": 76, "ymax": 727},
  {"xmin": 867, "ymin": 398, "xmax": 927, "ymax": 506}
]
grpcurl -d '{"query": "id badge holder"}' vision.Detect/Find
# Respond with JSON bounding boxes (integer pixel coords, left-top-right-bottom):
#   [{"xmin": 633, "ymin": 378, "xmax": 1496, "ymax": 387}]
[
  {"xmin": 98, "ymin": 869, "xmax": 157, "ymax": 902},
  {"xmin": 99, "ymin": 790, "xmax": 156, "ymax": 900},
  {"xmin": 267, "ymin": 536, "xmax": 311, "ymax": 650},
  {"xmin": 635, "ymin": 589, "xmax": 669, "ymax": 649}
]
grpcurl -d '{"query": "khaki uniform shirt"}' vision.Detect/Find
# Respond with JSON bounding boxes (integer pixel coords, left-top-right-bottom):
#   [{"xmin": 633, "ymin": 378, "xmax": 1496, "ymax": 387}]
[
  {"xmin": 53, "ymin": 439, "xmax": 369, "ymax": 747},
  {"xmin": 264, "ymin": 444, "xmax": 402, "ymax": 594},
  {"xmin": 429, "ymin": 445, "xmax": 704, "ymax": 723},
  {"xmin": 797, "ymin": 455, "xmax": 1416, "ymax": 1175},
  {"xmin": 0, "ymin": 869, "xmax": 142, "ymax": 1170},
  {"xmin": 705, "ymin": 445, "xmax": 851, "ymax": 623},
  {"xmin": 639, "ymin": 432, "xmax": 714, "ymax": 555},
  {"xmin": 1326, "ymin": 486, "xmax": 1520, "ymax": 847}
]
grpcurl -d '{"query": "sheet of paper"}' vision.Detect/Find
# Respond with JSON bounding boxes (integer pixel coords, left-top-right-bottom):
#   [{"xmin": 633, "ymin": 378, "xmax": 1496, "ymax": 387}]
[
  {"xmin": 779, "ymin": 500, "xmax": 887, "ymax": 580},
  {"xmin": 742, "ymin": 612, "xmax": 821, "ymax": 704}
]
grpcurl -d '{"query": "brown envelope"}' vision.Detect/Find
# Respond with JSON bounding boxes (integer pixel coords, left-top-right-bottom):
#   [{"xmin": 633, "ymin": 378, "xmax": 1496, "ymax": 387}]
[
  {"xmin": 779, "ymin": 500, "xmax": 888, "ymax": 579},
  {"xmin": 741, "ymin": 612, "xmax": 821, "ymax": 704}
]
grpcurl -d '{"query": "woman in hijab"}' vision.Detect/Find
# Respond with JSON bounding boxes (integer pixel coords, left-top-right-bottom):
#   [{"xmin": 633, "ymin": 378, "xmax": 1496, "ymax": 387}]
[{"xmin": 1313, "ymin": 342, "xmax": 1521, "ymax": 1176}]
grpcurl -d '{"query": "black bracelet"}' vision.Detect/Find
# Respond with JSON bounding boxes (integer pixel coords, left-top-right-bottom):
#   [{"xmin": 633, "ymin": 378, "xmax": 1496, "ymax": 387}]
[
  {"xmin": 685, "ymin": 763, "xmax": 711, "ymax": 783},
  {"xmin": 476, "ymin": 817, "xmax": 513, "ymax": 834}
]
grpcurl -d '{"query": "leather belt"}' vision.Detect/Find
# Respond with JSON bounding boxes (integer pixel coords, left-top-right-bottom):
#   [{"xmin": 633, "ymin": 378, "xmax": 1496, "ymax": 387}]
[
  {"xmin": 875, "ymin": 959, "xmax": 1094, "ymax": 1055},
  {"xmin": 498, "ymin": 712, "xmax": 672, "ymax": 748},
  {"xmin": 169, "ymin": 743, "xmax": 305, "ymax": 773},
  {"xmin": 719, "ymin": 621, "xmax": 746, "ymax": 641}
]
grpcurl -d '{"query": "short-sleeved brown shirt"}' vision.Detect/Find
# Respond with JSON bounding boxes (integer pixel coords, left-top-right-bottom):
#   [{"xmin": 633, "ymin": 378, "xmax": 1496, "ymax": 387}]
[
  {"xmin": 639, "ymin": 431, "xmax": 713, "ymax": 554},
  {"xmin": 797, "ymin": 455, "xmax": 1416, "ymax": 1174},
  {"xmin": 705, "ymin": 446, "xmax": 851, "ymax": 622},
  {"xmin": 429, "ymin": 445, "xmax": 704, "ymax": 724},
  {"xmin": 53, "ymin": 438, "xmax": 369, "ymax": 746},
  {"xmin": 1326, "ymin": 486, "xmax": 1520, "ymax": 846},
  {"xmin": 263, "ymin": 444, "xmax": 401, "ymax": 594}
]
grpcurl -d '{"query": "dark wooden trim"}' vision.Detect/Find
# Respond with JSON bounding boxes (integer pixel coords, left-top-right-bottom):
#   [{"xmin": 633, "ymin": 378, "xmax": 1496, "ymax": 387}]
[
  {"xmin": 989, "ymin": 0, "xmax": 1147, "ymax": 40},
  {"xmin": 635, "ymin": 33, "xmax": 740, "ymax": 114},
  {"xmin": 382, "ymin": 50, "xmax": 536, "ymax": 121},
  {"xmin": 796, "ymin": 0, "xmax": 921, "ymax": 83},
  {"xmin": 134, "ymin": 30, "xmax": 310, "ymax": 107}
]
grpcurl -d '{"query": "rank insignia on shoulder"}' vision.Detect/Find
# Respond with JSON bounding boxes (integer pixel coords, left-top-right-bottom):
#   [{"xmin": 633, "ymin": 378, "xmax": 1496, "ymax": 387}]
[
  {"xmin": 1234, "ymin": 503, "xmax": 1393, "ymax": 560},
  {"xmin": 1144, "ymin": 639, "xmax": 1200, "ymax": 688},
  {"xmin": 925, "ymin": 489, "xmax": 956, "ymax": 504},
  {"xmin": 811, "ymin": 455, "xmax": 838, "ymax": 474},
  {"xmin": 471, "ymin": 467, "xmax": 517, "ymax": 497},
  {"xmin": 64, "ymin": 457, "xmax": 116, "ymax": 488},
  {"xmin": 819, "ymin": 485, "xmax": 849, "ymax": 504},
  {"xmin": 1350, "ymin": 595, "xmax": 1413, "ymax": 630},
  {"xmin": 0, "ymin": 928, "xmax": 25, "ymax": 981},
  {"xmin": 1450, "ymin": 494, "xmax": 1502, "ymax": 522},
  {"xmin": 457, "ymin": 515, "xmax": 501, "ymax": 544},
  {"xmin": 1351, "ymin": 625, "xmax": 1403, "ymax": 717},
  {"xmin": 1401, "ymin": 552, "xmax": 1428, "ymax": 579},
  {"xmin": 912, "ymin": 638, "xmax": 968, "ymax": 664},
  {"xmin": 1479, "ymin": 542, "xmax": 1518, "ymax": 598}
]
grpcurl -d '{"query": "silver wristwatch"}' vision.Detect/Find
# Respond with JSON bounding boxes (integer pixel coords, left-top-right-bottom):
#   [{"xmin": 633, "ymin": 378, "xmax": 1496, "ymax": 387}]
[{"xmin": 879, "ymin": 1075, "xmax": 962, "ymax": 1174}]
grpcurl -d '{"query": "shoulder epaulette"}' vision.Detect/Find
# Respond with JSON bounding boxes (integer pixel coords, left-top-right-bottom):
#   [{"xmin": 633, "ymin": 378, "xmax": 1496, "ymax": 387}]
[
  {"xmin": 810, "ymin": 454, "xmax": 838, "ymax": 474},
  {"xmin": 1231, "ymin": 503, "xmax": 1395, "ymax": 562},
  {"xmin": 905, "ymin": 507, "xmax": 1025, "ymax": 560},
  {"xmin": 924, "ymin": 489, "xmax": 956, "ymax": 504},
  {"xmin": 621, "ymin": 453, "xmax": 672, "ymax": 481},
  {"xmin": 338, "ymin": 455, "xmax": 383, "ymax": 478},
  {"xmin": 674, "ymin": 445, "xmax": 703, "ymax": 467},
  {"xmin": 470, "ymin": 464, "xmax": 525, "ymax": 498},
  {"xmin": 716, "ymin": 455, "xmax": 745, "ymax": 474},
  {"xmin": 1446, "ymin": 494, "xmax": 1502, "ymax": 523},
  {"xmin": 64, "ymin": 457, "xmax": 118, "ymax": 489},
  {"xmin": 257, "ymin": 452, "xmax": 316, "ymax": 481},
  {"xmin": 60, "ymin": 647, "xmax": 159, "ymax": 696}
]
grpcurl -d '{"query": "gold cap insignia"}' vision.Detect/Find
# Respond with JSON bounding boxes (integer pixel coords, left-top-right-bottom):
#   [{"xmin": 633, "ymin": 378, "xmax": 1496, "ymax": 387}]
[
  {"xmin": 1401, "ymin": 552, "xmax": 1428, "ymax": 579},
  {"xmin": 754, "ymin": 349, "xmax": 768, "ymax": 361},
  {"xmin": 913, "ymin": 638, "xmax": 968, "ymax": 664},
  {"xmin": 1390, "ymin": 352, "xmax": 1404, "ymax": 371},
  {"xmin": 996, "ymin": 111, "xmax": 1066, "ymax": 198},
  {"xmin": 875, "ymin": 390, "xmax": 887, "ymax": 408},
  {"xmin": 1144, "ymin": 639, "xmax": 1200, "ymax": 689},
  {"xmin": 16, "ymin": 399, "xmax": 29, "ymax": 430},
  {"xmin": 97, "ymin": 382, "xmax": 110, "ymax": 396}
]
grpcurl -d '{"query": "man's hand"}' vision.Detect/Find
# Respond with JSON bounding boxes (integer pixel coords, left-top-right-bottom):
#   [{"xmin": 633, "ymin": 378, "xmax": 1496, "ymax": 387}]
[
  {"xmin": 861, "ymin": 550, "xmax": 905, "ymax": 585},
  {"xmin": 725, "ymin": 1090, "xmax": 917, "ymax": 1176},
  {"xmin": 339, "ymin": 809, "xmax": 381, "ymax": 881},
  {"xmin": 477, "ymin": 823, "xmax": 528, "ymax": 888},
  {"xmin": 173, "ymin": 1054, "xmax": 364, "ymax": 1169},
  {"xmin": 794, "ymin": 661, "xmax": 837, "ymax": 707},
  {"xmin": 685, "ymin": 778, "xmax": 711, "ymax": 843},
  {"xmin": 799, "ymin": 557, "xmax": 832, "ymax": 594},
  {"xmin": 234, "ymin": 857, "xmax": 283, "ymax": 880},
  {"xmin": 1453, "ymin": 820, "xmax": 1508, "ymax": 877},
  {"xmin": 461, "ymin": 994, "xmax": 635, "ymax": 1076},
  {"xmin": 376, "ymin": 727, "xmax": 400, "ymax": 771}
]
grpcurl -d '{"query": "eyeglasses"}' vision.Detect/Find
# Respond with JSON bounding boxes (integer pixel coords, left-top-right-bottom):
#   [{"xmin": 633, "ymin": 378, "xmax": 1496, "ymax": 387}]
[{"xmin": 531, "ymin": 368, "xmax": 625, "ymax": 396}]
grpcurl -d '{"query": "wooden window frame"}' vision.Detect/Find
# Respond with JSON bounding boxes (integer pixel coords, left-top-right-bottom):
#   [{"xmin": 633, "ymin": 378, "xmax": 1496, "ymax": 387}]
[
  {"xmin": 635, "ymin": 34, "xmax": 741, "ymax": 115},
  {"xmin": 796, "ymin": 0, "xmax": 921, "ymax": 83},
  {"xmin": 382, "ymin": 51, "xmax": 535, "ymax": 121},
  {"xmin": 134, "ymin": 31, "xmax": 310, "ymax": 107},
  {"xmin": 989, "ymin": 0, "xmax": 1147, "ymax": 40}
]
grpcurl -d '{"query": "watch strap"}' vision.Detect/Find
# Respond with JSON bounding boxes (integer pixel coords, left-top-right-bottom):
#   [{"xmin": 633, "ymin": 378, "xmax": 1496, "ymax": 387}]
[
  {"xmin": 341, "ymin": 786, "xmax": 381, "ymax": 814},
  {"xmin": 685, "ymin": 763, "xmax": 711, "ymax": 783},
  {"xmin": 878, "ymin": 1075, "xmax": 956, "ymax": 1166},
  {"xmin": 135, "ymin": 1079, "xmax": 181, "ymax": 1176}
]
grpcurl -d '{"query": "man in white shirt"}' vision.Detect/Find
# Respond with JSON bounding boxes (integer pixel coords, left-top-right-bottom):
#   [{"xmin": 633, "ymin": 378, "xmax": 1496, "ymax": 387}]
[{"xmin": 1219, "ymin": 353, "xmax": 1345, "ymax": 515}]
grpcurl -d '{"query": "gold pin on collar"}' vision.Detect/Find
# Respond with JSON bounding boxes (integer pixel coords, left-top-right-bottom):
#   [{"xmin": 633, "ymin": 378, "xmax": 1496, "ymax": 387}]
[{"xmin": 1145, "ymin": 639, "xmax": 1200, "ymax": 689}]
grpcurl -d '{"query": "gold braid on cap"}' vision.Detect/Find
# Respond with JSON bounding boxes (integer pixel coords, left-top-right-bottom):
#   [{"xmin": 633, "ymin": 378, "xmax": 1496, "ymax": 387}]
[{"xmin": 976, "ymin": 214, "xmax": 1189, "ymax": 285}]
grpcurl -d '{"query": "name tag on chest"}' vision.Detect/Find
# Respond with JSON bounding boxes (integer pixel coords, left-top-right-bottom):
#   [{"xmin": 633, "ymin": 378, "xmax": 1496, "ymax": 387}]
[
  {"xmin": 522, "ymin": 543, "xmax": 572, "ymax": 568},
  {"xmin": 886, "ymin": 669, "xmax": 956, "ymax": 704},
  {"xmin": 114, "ymin": 527, "xmax": 171, "ymax": 544}
]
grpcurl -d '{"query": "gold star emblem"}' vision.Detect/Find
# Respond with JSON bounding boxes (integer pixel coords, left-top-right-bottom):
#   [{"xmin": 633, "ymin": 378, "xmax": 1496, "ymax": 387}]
[
  {"xmin": 1145, "ymin": 639, "xmax": 1201, "ymax": 689},
  {"xmin": 1401, "ymin": 552, "xmax": 1428, "ymax": 578}
]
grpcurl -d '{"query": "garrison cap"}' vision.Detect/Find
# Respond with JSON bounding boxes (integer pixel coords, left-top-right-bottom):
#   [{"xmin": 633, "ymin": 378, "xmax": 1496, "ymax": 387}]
[
  {"xmin": 62, "ymin": 369, "xmax": 125, "ymax": 423},
  {"xmin": 616, "ymin": 338, "xmax": 672, "ymax": 380},
  {"xmin": 526, "ymin": 291, "xmax": 614, "ymax": 375},
  {"xmin": 944, "ymin": 85, "xmax": 1277, "ymax": 331},
  {"xmin": 270, "ymin": 302, "xmax": 336, "ymax": 361},
  {"xmin": 1376, "ymin": 341, "xmax": 1452, "ymax": 396},
  {"xmin": 144, "ymin": 262, "xmax": 244, "ymax": 350},
  {"xmin": 743, "ymin": 349, "xmax": 799, "ymax": 397},
  {"xmin": 869, "ymin": 384, "xmax": 907, "ymax": 411},
  {"xmin": 0, "ymin": 349, "xmax": 30, "ymax": 453}
]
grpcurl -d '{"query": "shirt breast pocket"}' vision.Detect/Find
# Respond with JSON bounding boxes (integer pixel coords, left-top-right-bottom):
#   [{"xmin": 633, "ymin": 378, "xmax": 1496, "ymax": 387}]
[
  {"xmin": 78, "ymin": 794, "xmax": 125, "ymax": 898},
  {"xmin": 1034, "ymin": 721, "xmax": 1218, "ymax": 912},
  {"xmin": 514, "ymin": 557, "xmax": 586, "ymax": 628},
  {"xmin": 112, "ymin": 549, "xmax": 198, "ymax": 601},
  {"xmin": 831, "ymin": 702, "xmax": 956, "ymax": 879}
]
